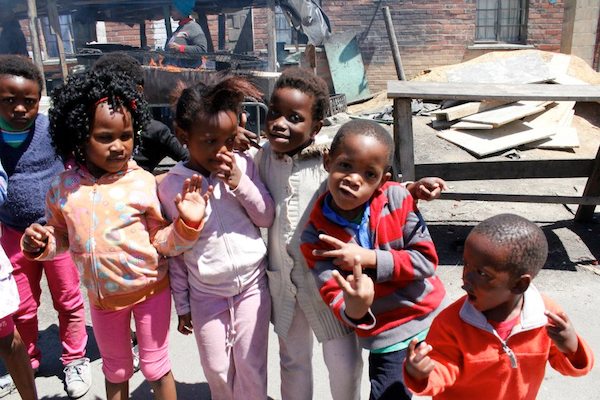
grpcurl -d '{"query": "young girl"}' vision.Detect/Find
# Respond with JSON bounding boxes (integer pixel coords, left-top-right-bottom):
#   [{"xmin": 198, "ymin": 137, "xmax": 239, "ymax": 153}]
[
  {"xmin": 158, "ymin": 77, "xmax": 274, "ymax": 400},
  {"xmin": 20, "ymin": 70, "xmax": 209, "ymax": 400},
  {"xmin": 0, "ymin": 159, "xmax": 37, "ymax": 400}
]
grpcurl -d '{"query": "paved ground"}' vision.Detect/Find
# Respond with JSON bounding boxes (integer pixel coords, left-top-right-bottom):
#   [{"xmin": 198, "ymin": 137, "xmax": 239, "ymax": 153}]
[{"xmin": 2, "ymin": 110, "xmax": 600, "ymax": 399}]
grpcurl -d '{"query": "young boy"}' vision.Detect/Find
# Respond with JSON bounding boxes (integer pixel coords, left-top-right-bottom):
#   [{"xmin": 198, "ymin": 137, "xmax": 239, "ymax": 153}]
[
  {"xmin": 403, "ymin": 213, "xmax": 594, "ymax": 399},
  {"xmin": 0, "ymin": 55, "xmax": 90, "ymax": 398},
  {"xmin": 300, "ymin": 119, "xmax": 448, "ymax": 400},
  {"xmin": 255, "ymin": 69, "xmax": 446, "ymax": 400}
]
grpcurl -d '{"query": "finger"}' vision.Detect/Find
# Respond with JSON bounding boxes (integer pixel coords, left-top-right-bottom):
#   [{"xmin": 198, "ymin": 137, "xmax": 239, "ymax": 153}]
[
  {"xmin": 545, "ymin": 310, "xmax": 568, "ymax": 328},
  {"xmin": 418, "ymin": 186, "xmax": 432, "ymax": 198},
  {"xmin": 312, "ymin": 248, "xmax": 342, "ymax": 258},
  {"xmin": 352, "ymin": 256, "xmax": 363, "ymax": 280},
  {"xmin": 174, "ymin": 192, "xmax": 183, "ymax": 205},
  {"xmin": 318, "ymin": 234, "xmax": 345, "ymax": 249},
  {"xmin": 203, "ymin": 185, "xmax": 214, "ymax": 202},
  {"xmin": 239, "ymin": 111, "xmax": 248, "ymax": 128},
  {"xmin": 407, "ymin": 338, "xmax": 419, "ymax": 357},
  {"xmin": 332, "ymin": 270, "xmax": 355, "ymax": 295},
  {"xmin": 181, "ymin": 177, "xmax": 191, "ymax": 194}
]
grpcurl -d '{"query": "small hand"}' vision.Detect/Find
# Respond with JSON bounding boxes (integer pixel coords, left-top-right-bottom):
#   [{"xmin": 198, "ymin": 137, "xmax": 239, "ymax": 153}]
[
  {"xmin": 405, "ymin": 338, "xmax": 435, "ymax": 381},
  {"xmin": 545, "ymin": 310, "xmax": 579, "ymax": 354},
  {"xmin": 408, "ymin": 177, "xmax": 448, "ymax": 201},
  {"xmin": 174, "ymin": 174, "xmax": 213, "ymax": 229},
  {"xmin": 22, "ymin": 223, "xmax": 51, "ymax": 254},
  {"xmin": 332, "ymin": 256, "xmax": 374, "ymax": 320},
  {"xmin": 233, "ymin": 112, "xmax": 261, "ymax": 151},
  {"xmin": 215, "ymin": 151, "xmax": 242, "ymax": 189},
  {"xmin": 312, "ymin": 234, "xmax": 376, "ymax": 270},
  {"xmin": 167, "ymin": 42, "xmax": 179, "ymax": 51},
  {"xmin": 177, "ymin": 313, "xmax": 193, "ymax": 335}
]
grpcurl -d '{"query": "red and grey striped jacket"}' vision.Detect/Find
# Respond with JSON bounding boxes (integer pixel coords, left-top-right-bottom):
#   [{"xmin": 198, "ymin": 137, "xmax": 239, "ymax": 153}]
[{"xmin": 300, "ymin": 181, "xmax": 447, "ymax": 350}]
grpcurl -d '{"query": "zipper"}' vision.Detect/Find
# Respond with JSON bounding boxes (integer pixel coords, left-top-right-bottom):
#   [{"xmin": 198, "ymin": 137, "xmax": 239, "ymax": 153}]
[
  {"xmin": 501, "ymin": 339, "xmax": 518, "ymax": 368},
  {"xmin": 90, "ymin": 179, "xmax": 101, "ymax": 304}
]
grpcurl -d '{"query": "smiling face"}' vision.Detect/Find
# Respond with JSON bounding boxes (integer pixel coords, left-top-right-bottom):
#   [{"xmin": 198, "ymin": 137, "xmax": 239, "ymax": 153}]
[
  {"xmin": 265, "ymin": 87, "xmax": 322, "ymax": 156},
  {"xmin": 183, "ymin": 110, "xmax": 237, "ymax": 176},
  {"xmin": 462, "ymin": 232, "xmax": 528, "ymax": 322},
  {"xmin": 85, "ymin": 102, "xmax": 134, "ymax": 178},
  {"xmin": 0, "ymin": 75, "xmax": 41, "ymax": 131},
  {"xmin": 324, "ymin": 133, "xmax": 391, "ymax": 220}
]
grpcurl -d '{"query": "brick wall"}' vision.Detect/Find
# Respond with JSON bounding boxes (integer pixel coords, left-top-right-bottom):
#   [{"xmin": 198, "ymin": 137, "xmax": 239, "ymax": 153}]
[{"xmin": 252, "ymin": 0, "xmax": 565, "ymax": 92}]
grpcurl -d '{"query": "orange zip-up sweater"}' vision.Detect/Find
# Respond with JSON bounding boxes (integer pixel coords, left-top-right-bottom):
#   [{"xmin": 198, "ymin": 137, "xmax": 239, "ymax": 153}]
[
  {"xmin": 23, "ymin": 161, "xmax": 202, "ymax": 310},
  {"xmin": 404, "ymin": 284, "xmax": 594, "ymax": 399}
]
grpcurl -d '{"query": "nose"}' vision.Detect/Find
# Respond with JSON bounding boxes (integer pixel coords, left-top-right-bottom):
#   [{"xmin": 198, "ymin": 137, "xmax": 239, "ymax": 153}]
[
  {"xmin": 269, "ymin": 116, "xmax": 286, "ymax": 131},
  {"xmin": 342, "ymin": 173, "xmax": 361, "ymax": 189},
  {"xmin": 109, "ymin": 140, "xmax": 125, "ymax": 152},
  {"xmin": 14, "ymin": 103, "xmax": 27, "ymax": 113}
]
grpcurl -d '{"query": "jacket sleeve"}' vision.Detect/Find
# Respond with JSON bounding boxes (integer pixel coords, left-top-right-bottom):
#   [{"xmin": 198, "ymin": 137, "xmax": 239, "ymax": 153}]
[
  {"xmin": 22, "ymin": 178, "xmax": 70, "ymax": 260},
  {"xmin": 145, "ymin": 177, "xmax": 203, "ymax": 256},
  {"xmin": 403, "ymin": 311, "xmax": 462, "ymax": 396},
  {"xmin": 170, "ymin": 22, "xmax": 207, "ymax": 53},
  {"xmin": 169, "ymin": 255, "xmax": 191, "ymax": 316},
  {"xmin": 0, "ymin": 160, "xmax": 7, "ymax": 206},
  {"xmin": 152, "ymin": 120, "xmax": 189, "ymax": 162},
  {"xmin": 373, "ymin": 185, "xmax": 439, "ymax": 284},
  {"xmin": 231, "ymin": 153, "xmax": 274, "ymax": 228}
]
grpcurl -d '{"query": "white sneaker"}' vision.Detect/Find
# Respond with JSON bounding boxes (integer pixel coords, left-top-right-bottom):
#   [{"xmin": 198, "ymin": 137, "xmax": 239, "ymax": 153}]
[
  {"xmin": 0, "ymin": 374, "xmax": 15, "ymax": 398},
  {"xmin": 63, "ymin": 358, "xmax": 91, "ymax": 399},
  {"xmin": 132, "ymin": 344, "xmax": 140, "ymax": 373}
]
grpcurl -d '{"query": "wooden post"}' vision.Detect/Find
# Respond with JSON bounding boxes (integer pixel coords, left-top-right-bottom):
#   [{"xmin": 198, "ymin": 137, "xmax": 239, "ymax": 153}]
[
  {"xmin": 382, "ymin": 6, "xmax": 405, "ymax": 80},
  {"xmin": 26, "ymin": 0, "xmax": 46, "ymax": 94},
  {"xmin": 36, "ymin": 18, "xmax": 48, "ymax": 60},
  {"xmin": 47, "ymin": 0, "xmax": 68, "ymax": 82},
  {"xmin": 392, "ymin": 98, "xmax": 414, "ymax": 181},
  {"xmin": 575, "ymin": 146, "xmax": 600, "ymax": 222},
  {"xmin": 163, "ymin": 5, "xmax": 172, "ymax": 43},
  {"xmin": 196, "ymin": 9, "xmax": 214, "ymax": 52},
  {"xmin": 218, "ymin": 13, "xmax": 225, "ymax": 50},
  {"xmin": 266, "ymin": 0, "xmax": 277, "ymax": 72},
  {"xmin": 140, "ymin": 20, "xmax": 147, "ymax": 48}
]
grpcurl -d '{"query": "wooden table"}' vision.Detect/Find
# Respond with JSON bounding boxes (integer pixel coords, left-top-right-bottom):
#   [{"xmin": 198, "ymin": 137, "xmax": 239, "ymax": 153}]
[{"xmin": 387, "ymin": 81, "xmax": 600, "ymax": 221}]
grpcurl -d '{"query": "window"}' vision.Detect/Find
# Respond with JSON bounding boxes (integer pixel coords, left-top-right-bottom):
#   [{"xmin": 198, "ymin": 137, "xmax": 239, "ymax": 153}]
[
  {"xmin": 41, "ymin": 14, "xmax": 75, "ymax": 58},
  {"xmin": 476, "ymin": 0, "xmax": 527, "ymax": 44}
]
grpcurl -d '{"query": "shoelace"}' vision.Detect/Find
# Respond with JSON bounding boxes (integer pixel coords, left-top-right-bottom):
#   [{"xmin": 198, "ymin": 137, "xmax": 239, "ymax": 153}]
[{"xmin": 64, "ymin": 364, "xmax": 85, "ymax": 383}]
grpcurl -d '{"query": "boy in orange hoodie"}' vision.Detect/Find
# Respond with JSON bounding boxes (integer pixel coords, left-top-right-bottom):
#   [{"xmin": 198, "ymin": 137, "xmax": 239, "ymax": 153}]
[{"xmin": 403, "ymin": 213, "xmax": 594, "ymax": 400}]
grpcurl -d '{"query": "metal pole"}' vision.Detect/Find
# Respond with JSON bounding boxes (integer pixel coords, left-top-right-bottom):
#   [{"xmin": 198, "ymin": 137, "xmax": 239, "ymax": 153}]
[
  {"xmin": 382, "ymin": 6, "xmax": 405, "ymax": 81},
  {"xmin": 26, "ymin": 0, "xmax": 46, "ymax": 94}
]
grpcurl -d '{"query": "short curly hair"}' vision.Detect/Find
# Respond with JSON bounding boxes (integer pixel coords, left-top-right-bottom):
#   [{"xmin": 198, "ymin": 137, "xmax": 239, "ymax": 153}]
[
  {"xmin": 470, "ymin": 213, "xmax": 548, "ymax": 278},
  {"xmin": 330, "ymin": 119, "xmax": 394, "ymax": 167},
  {"xmin": 274, "ymin": 68, "xmax": 329, "ymax": 122},
  {"xmin": 0, "ymin": 55, "xmax": 43, "ymax": 96},
  {"xmin": 91, "ymin": 52, "xmax": 144, "ymax": 86},
  {"xmin": 49, "ymin": 69, "xmax": 150, "ymax": 164}
]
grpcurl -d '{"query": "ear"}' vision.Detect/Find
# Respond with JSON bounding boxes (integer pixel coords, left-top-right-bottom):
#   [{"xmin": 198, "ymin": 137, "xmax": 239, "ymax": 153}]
[
  {"xmin": 310, "ymin": 120, "xmax": 323, "ymax": 139},
  {"xmin": 511, "ymin": 274, "xmax": 532, "ymax": 295},
  {"xmin": 378, "ymin": 171, "xmax": 392, "ymax": 188},
  {"xmin": 174, "ymin": 124, "xmax": 188, "ymax": 145},
  {"xmin": 323, "ymin": 151, "xmax": 330, "ymax": 172}
]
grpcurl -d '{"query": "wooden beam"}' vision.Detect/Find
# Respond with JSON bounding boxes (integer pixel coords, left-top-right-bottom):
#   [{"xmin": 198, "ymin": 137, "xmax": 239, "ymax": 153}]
[
  {"xmin": 139, "ymin": 20, "xmax": 147, "ymax": 48},
  {"xmin": 26, "ymin": 0, "xmax": 46, "ymax": 95},
  {"xmin": 393, "ymin": 98, "xmax": 414, "ymax": 181},
  {"xmin": 575, "ymin": 146, "xmax": 600, "ymax": 221},
  {"xmin": 266, "ymin": 0, "xmax": 277, "ymax": 72},
  {"xmin": 163, "ymin": 5, "xmax": 172, "ymax": 43},
  {"xmin": 439, "ymin": 192, "xmax": 600, "ymax": 205},
  {"xmin": 387, "ymin": 81, "xmax": 600, "ymax": 102},
  {"xmin": 47, "ymin": 0, "xmax": 68, "ymax": 82},
  {"xmin": 415, "ymin": 159, "xmax": 594, "ymax": 181}
]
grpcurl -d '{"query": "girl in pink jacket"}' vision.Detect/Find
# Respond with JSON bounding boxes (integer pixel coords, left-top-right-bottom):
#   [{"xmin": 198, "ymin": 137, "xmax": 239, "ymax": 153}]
[
  {"xmin": 20, "ymin": 70, "xmax": 210, "ymax": 400},
  {"xmin": 159, "ymin": 77, "xmax": 274, "ymax": 400}
]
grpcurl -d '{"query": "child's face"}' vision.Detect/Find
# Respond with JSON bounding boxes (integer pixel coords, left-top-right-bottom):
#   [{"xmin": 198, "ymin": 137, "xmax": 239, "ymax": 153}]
[
  {"xmin": 0, "ymin": 75, "xmax": 40, "ymax": 131},
  {"xmin": 462, "ymin": 232, "xmax": 524, "ymax": 320},
  {"xmin": 266, "ymin": 87, "xmax": 322, "ymax": 156},
  {"xmin": 85, "ymin": 102, "xmax": 134, "ymax": 178},
  {"xmin": 324, "ymin": 134, "xmax": 391, "ymax": 220},
  {"xmin": 184, "ymin": 110, "xmax": 237, "ymax": 175}
]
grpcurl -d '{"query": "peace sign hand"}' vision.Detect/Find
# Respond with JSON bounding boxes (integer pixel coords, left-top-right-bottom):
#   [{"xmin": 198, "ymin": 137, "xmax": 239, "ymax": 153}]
[
  {"xmin": 545, "ymin": 310, "xmax": 579, "ymax": 354},
  {"xmin": 332, "ymin": 256, "xmax": 374, "ymax": 320},
  {"xmin": 313, "ymin": 234, "xmax": 376, "ymax": 270}
]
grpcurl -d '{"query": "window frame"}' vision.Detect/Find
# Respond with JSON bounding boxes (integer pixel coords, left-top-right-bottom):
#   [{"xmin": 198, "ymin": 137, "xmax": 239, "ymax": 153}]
[{"xmin": 475, "ymin": 0, "xmax": 529, "ymax": 45}]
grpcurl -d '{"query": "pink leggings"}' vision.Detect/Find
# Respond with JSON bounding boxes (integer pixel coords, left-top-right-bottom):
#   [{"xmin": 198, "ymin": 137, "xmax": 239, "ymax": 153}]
[
  {"xmin": 0, "ymin": 315, "xmax": 14, "ymax": 338},
  {"xmin": 90, "ymin": 287, "xmax": 172, "ymax": 383},
  {"xmin": 1, "ymin": 224, "xmax": 87, "ymax": 369}
]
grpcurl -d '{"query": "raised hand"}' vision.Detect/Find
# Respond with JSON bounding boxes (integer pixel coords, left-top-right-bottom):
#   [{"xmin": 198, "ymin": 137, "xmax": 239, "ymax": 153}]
[
  {"xmin": 174, "ymin": 174, "xmax": 213, "ymax": 229},
  {"xmin": 405, "ymin": 338, "xmax": 435, "ymax": 381},
  {"xmin": 332, "ymin": 256, "xmax": 374, "ymax": 320},
  {"xmin": 215, "ymin": 150, "xmax": 242, "ymax": 189},
  {"xmin": 22, "ymin": 223, "xmax": 52, "ymax": 254},
  {"xmin": 313, "ymin": 234, "xmax": 376, "ymax": 270},
  {"xmin": 233, "ymin": 112, "xmax": 261, "ymax": 152},
  {"xmin": 408, "ymin": 177, "xmax": 448, "ymax": 201},
  {"xmin": 545, "ymin": 309, "xmax": 579, "ymax": 354},
  {"xmin": 177, "ymin": 313, "xmax": 193, "ymax": 335}
]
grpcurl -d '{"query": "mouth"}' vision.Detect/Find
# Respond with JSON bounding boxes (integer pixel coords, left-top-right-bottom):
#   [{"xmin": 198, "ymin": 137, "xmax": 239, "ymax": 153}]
[
  {"xmin": 462, "ymin": 285, "xmax": 476, "ymax": 302},
  {"xmin": 338, "ymin": 186, "xmax": 356, "ymax": 198},
  {"xmin": 268, "ymin": 131, "xmax": 290, "ymax": 141}
]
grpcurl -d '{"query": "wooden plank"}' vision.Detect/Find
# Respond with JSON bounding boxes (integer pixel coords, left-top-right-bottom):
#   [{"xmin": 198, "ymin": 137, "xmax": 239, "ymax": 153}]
[
  {"xmin": 437, "ymin": 120, "xmax": 554, "ymax": 157},
  {"xmin": 387, "ymin": 81, "xmax": 600, "ymax": 102},
  {"xmin": 431, "ymin": 100, "xmax": 510, "ymax": 121},
  {"xmin": 524, "ymin": 102, "xmax": 577, "ymax": 148},
  {"xmin": 452, "ymin": 121, "xmax": 495, "ymax": 130},
  {"xmin": 523, "ymin": 101, "xmax": 575, "ymax": 127},
  {"xmin": 460, "ymin": 101, "xmax": 548, "ymax": 127},
  {"xmin": 415, "ymin": 159, "xmax": 594, "ymax": 181},
  {"xmin": 438, "ymin": 192, "xmax": 600, "ymax": 205},
  {"xmin": 534, "ymin": 127, "xmax": 579, "ymax": 149},
  {"xmin": 393, "ymin": 98, "xmax": 414, "ymax": 181}
]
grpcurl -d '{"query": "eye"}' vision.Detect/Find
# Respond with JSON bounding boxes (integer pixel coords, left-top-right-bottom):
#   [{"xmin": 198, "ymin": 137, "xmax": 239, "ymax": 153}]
[
  {"xmin": 25, "ymin": 99, "xmax": 36, "ymax": 106},
  {"xmin": 366, "ymin": 171, "xmax": 378, "ymax": 180},
  {"xmin": 120, "ymin": 132, "xmax": 133, "ymax": 141},
  {"xmin": 339, "ymin": 162, "xmax": 352, "ymax": 171},
  {"xmin": 288, "ymin": 113, "xmax": 301, "ymax": 123},
  {"xmin": 2, "ymin": 98, "xmax": 14, "ymax": 104},
  {"xmin": 477, "ymin": 269, "xmax": 489, "ymax": 278},
  {"xmin": 267, "ymin": 109, "xmax": 279, "ymax": 119},
  {"xmin": 225, "ymin": 136, "xmax": 235, "ymax": 146}
]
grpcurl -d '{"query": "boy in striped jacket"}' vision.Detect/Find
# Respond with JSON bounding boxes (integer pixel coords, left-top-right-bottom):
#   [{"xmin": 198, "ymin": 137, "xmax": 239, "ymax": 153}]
[{"xmin": 300, "ymin": 119, "xmax": 448, "ymax": 400}]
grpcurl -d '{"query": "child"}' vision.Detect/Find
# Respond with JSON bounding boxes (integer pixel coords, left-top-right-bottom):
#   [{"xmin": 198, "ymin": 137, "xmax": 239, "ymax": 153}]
[
  {"xmin": 403, "ymin": 213, "xmax": 594, "ymax": 399},
  {"xmin": 300, "ymin": 119, "xmax": 448, "ymax": 400},
  {"xmin": 20, "ymin": 70, "xmax": 208, "ymax": 400},
  {"xmin": 91, "ymin": 52, "xmax": 188, "ymax": 172},
  {"xmin": 0, "ymin": 55, "xmax": 90, "ymax": 398},
  {"xmin": 158, "ymin": 77, "xmax": 274, "ymax": 399},
  {"xmin": 0, "ymin": 159, "xmax": 37, "ymax": 400},
  {"xmin": 254, "ymin": 68, "xmax": 447, "ymax": 400}
]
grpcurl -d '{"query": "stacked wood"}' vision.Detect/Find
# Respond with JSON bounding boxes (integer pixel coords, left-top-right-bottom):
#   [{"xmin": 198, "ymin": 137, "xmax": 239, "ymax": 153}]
[{"xmin": 432, "ymin": 99, "xmax": 578, "ymax": 157}]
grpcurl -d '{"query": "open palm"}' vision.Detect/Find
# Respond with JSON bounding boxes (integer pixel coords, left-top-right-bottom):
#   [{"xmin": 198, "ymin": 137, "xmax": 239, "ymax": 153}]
[{"xmin": 174, "ymin": 174, "xmax": 213, "ymax": 228}]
